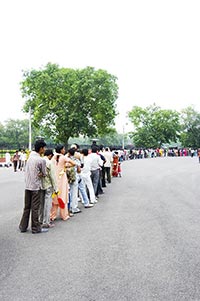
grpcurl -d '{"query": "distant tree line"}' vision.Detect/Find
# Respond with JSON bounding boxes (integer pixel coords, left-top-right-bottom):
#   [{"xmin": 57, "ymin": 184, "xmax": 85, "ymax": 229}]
[
  {"xmin": 128, "ymin": 104, "xmax": 200, "ymax": 149},
  {"xmin": 0, "ymin": 118, "xmax": 131, "ymax": 150},
  {"xmin": 1, "ymin": 104, "xmax": 200, "ymax": 151}
]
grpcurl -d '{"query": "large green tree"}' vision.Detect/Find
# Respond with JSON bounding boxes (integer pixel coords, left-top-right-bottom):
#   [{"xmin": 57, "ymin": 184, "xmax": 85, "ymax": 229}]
[
  {"xmin": 180, "ymin": 106, "xmax": 200, "ymax": 148},
  {"xmin": 128, "ymin": 104, "xmax": 181, "ymax": 148},
  {"xmin": 21, "ymin": 63, "xmax": 118, "ymax": 145}
]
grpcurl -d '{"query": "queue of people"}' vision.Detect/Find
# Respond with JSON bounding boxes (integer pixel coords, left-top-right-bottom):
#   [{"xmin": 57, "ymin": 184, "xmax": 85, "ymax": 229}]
[
  {"xmin": 128, "ymin": 147, "xmax": 200, "ymax": 159},
  {"xmin": 19, "ymin": 140, "xmax": 122, "ymax": 234}
]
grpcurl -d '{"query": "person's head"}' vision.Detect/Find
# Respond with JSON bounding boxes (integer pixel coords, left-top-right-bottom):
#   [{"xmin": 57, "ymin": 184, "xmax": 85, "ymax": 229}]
[
  {"xmin": 91, "ymin": 146, "xmax": 98, "ymax": 153},
  {"xmin": 99, "ymin": 145, "xmax": 104, "ymax": 151},
  {"xmin": 34, "ymin": 140, "xmax": 47, "ymax": 154},
  {"xmin": 105, "ymin": 147, "xmax": 109, "ymax": 152},
  {"xmin": 68, "ymin": 148, "xmax": 76, "ymax": 157},
  {"xmin": 81, "ymin": 148, "xmax": 88, "ymax": 156},
  {"xmin": 44, "ymin": 149, "xmax": 54, "ymax": 159},
  {"xmin": 55, "ymin": 144, "xmax": 65, "ymax": 154}
]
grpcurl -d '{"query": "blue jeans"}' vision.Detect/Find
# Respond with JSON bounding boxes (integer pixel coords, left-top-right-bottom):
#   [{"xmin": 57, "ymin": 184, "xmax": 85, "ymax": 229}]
[
  {"xmin": 78, "ymin": 175, "xmax": 90, "ymax": 206},
  {"xmin": 70, "ymin": 179, "xmax": 78, "ymax": 211}
]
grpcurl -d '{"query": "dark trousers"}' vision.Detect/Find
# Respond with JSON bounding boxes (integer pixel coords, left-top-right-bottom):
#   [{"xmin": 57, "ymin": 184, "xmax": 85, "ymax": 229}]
[
  {"xmin": 91, "ymin": 169, "xmax": 99, "ymax": 196},
  {"xmin": 101, "ymin": 166, "xmax": 106, "ymax": 187},
  {"xmin": 13, "ymin": 161, "xmax": 18, "ymax": 172},
  {"xmin": 19, "ymin": 189, "xmax": 42, "ymax": 233},
  {"xmin": 97, "ymin": 169, "xmax": 104, "ymax": 195},
  {"xmin": 102, "ymin": 167, "xmax": 111, "ymax": 185}
]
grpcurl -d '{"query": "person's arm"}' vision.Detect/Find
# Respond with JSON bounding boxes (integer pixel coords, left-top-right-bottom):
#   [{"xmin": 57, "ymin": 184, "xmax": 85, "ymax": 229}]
[
  {"xmin": 66, "ymin": 157, "xmax": 76, "ymax": 168},
  {"xmin": 39, "ymin": 158, "xmax": 47, "ymax": 177},
  {"xmin": 49, "ymin": 162, "xmax": 58, "ymax": 192}
]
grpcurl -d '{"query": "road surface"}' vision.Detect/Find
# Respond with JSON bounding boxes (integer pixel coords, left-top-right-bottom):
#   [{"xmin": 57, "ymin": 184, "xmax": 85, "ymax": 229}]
[{"xmin": 0, "ymin": 156, "xmax": 200, "ymax": 300}]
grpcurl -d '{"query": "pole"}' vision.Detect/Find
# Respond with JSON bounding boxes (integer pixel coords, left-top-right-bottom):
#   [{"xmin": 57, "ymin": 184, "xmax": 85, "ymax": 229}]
[{"xmin": 29, "ymin": 107, "xmax": 32, "ymax": 151}]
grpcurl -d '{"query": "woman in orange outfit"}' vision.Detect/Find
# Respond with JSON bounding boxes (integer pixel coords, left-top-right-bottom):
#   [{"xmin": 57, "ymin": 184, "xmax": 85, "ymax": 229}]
[{"xmin": 50, "ymin": 145, "xmax": 76, "ymax": 221}]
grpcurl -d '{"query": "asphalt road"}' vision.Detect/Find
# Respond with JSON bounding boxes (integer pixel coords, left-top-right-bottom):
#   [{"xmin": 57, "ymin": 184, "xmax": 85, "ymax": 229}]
[{"xmin": 0, "ymin": 156, "xmax": 200, "ymax": 301}]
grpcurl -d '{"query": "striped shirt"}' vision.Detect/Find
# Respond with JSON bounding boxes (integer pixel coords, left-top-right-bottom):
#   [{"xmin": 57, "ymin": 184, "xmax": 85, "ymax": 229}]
[{"xmin": 25, "ymin": 151, "xmax": 46, "ymax": 191}]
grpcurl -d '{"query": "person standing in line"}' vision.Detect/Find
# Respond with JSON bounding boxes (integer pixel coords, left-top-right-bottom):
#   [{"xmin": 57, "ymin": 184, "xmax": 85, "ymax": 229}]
[
  {"xmin": 39, "ymin": 149, "xmax": 58, "ymax": 228},
  {"xmin": 67, "ymin": 147, "xmax": 93, "ymax": 213},
  {"xmin": 50, "ymin": 144, "xmax": 76, "ymax": 221},
  {"xmin": 19, "ymin": 140, "xmax": 48, "ymax": 234},
  {"xmin": 66, "ymin": 147, "xmax": 81, "ymax": 214},
  {"xmin": 12, "ymin": 150, "xmax": 20, "ymax": 172},
  {"xmin": 112, "ymin": 151, "xmax": 119, "ymax": 177},
  {"xmin": 99, "ymin": 145, "xmax": 106, "ymax": 189},
  {"xmin": 103, "ymin": 147, "xmax": 113, "ymax": 184},
  {"xmin": 81, "ymin": 148, "xmax": 97, "ymax": 204},
  {"xmin": 89, "ymin": 146, "xmax": 102, "ymax": 198}
]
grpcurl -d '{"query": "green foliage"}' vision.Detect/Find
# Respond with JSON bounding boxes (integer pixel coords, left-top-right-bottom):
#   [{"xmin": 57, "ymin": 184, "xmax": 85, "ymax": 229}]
[
  {"xmin": 0, "ymin": 119, "xmax": 41, "ymax": 149},
  {"xmin": 21, "ymin": 63, "xmax": 118, "ymax": 145},
  {"xmin": 179, "ymin": 106, "xmax": 200, "ymax": 148},
  {"xmin": 0, "ymin": 119, "xmax": 29, "ymax": 149},
  {"xmin": 128, "ymin": 104, "xmax": 181, "ymax": 148}
]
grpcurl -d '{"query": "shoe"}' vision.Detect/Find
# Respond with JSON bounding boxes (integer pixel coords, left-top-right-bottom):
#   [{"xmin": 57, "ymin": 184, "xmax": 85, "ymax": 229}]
[
  {"xmin": 84, "ymin": 204, "xmax": 94, "ymax": 208},
  {"xmin": 63, "ymin": 216, "xmax": 70, "ymax": 221},
  {"xmin": 48, "ymin": 223, "xmax": 55, "ymax": 228},
  {"xmin": 41, "ymin": 223, "xmax": 49, "ymax": 228},
  {"xmin": 93, "ymin": 199, "xmax": 98, "ymax": 203},
  {"xmin": 32, "ymin": 228, "xmax": 49, "ymax": 234},
  {"xmin": 19, "ymin": 226, "xmax": 27, "ymax": 233},
  {"xmin": 91, "ymin": 200, "xmax": 97, "ymax": 204},
  {"xmin": 72, "ymin": 208, "xmax": 81, "ymax": 214}
]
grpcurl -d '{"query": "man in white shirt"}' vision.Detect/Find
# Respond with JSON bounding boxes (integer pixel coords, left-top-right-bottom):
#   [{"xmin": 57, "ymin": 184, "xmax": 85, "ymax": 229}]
[
  {"xmin": 81, "ymin": 148, "xmax": 97, "ymax": 204},
  {"xmin": 89, "ymin": 146, "xmax": 102, "ymax": 197},
  {"xmin": 103, "ymin": 147, "xmax": 113, "ymax": 184}
]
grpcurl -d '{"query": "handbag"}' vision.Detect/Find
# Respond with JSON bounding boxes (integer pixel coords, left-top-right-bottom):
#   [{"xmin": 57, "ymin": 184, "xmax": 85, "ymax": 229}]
[{"xmin": 66, "ymin": 167, "xmax": 76, "ymax": 184}]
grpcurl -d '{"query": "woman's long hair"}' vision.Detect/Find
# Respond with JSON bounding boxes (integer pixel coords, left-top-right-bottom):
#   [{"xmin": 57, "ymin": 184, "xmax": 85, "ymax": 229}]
[{"xmin": 55, "ymin": 144, "xmax": 64, "ymax": 163}]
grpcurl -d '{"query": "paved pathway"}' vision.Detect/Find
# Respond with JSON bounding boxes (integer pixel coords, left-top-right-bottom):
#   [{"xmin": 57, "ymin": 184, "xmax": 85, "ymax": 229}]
[{"xmin": 0, "ymin": 156, "xmax": 200, "ymax": 300}]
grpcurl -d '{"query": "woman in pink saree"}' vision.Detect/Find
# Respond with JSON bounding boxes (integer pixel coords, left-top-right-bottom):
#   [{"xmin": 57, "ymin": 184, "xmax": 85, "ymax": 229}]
[{"xmin": 50, "ymin": 145, "xmax": 75, "ymax": 221}]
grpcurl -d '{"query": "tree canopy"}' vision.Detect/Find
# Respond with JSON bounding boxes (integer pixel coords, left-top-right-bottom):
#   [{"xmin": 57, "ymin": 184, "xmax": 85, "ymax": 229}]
[
  {"xmin": 180, "ymin": 106, "xmax": 200, "ymax": 148},
  {"xmin": 128, "ymin": 104, "xmax": 181, "ymax": 148},
  {"xmin": 21, "ymin": 63, "xmax": 118, "ymax": 145}
]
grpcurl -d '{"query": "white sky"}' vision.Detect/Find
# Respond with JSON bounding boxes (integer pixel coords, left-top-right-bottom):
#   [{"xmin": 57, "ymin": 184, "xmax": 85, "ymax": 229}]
[{"xmin": 1, "ymin": 0, "xmax": 200, "ymax": 133}]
